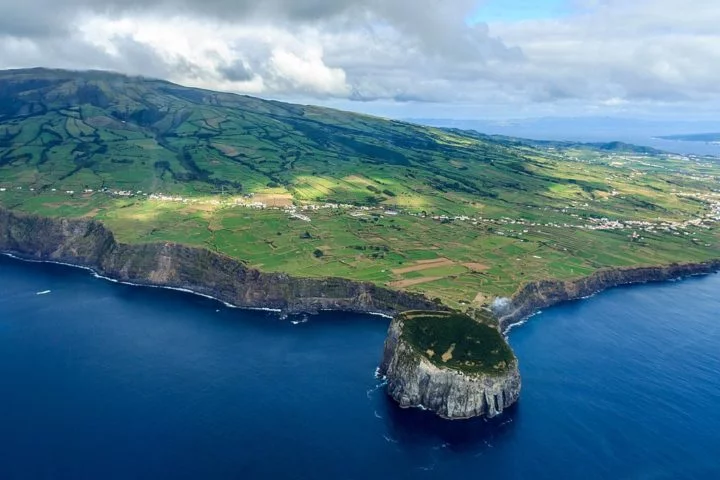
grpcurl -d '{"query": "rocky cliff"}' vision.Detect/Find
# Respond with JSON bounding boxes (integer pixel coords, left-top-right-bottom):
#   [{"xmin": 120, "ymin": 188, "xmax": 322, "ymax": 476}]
[
  {"xmin": 379, "ymin": 312, "xmax": 521, "ymax": 419},
  {"xmin": 498, "ymin": 260, "xmax": 720, "ymax": 330},
  {"xmin": 0, "ymin": 208, "xmax": 442, "ymax": 316}
]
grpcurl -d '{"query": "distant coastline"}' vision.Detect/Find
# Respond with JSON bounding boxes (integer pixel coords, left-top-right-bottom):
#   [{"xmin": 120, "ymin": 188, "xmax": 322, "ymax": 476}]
[{"xmin": 657, "ymin": 133, "xmax": 720, "ymax": 144}]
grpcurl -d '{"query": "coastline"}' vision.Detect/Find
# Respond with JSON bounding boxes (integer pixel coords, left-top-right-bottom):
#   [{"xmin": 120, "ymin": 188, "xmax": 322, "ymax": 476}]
[
  {"xmin": 1, "ymin": 206, "xmax": 718, "ymax": 329},
  {"xmin": 1, "ymin": 252, "xmax": 285, "ymax": 313},
  {"xmin": 498, "ymin": 260, "xmax": 720, "ymax": 333},
  {"xmin": 0, "ymin": 208, "xmax": 442, "ymax": 318},
  {"xmin": 1, "ymin": 251, "xmax": 398, "ymax": 320}
]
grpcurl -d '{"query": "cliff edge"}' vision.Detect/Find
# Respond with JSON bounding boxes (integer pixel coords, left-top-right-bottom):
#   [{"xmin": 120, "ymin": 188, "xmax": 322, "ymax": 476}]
[
  {"xmin": 379, "ymin": 311, "xmax": 521, "ymax": 419},
  {"xmin": 0, "ymin": 208, "xmax": 442, "ymax": 316},
  {"xmin": 497, "ymin": 261, "xmax": 720, "ymax": 331}
]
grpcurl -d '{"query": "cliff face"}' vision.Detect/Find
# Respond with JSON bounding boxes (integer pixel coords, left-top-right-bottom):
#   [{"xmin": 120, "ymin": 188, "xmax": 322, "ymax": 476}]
[
  {"xmin": 0, "ymin": 208, "xmax": 442, "ymax": 316},
  {"xmin": 499, "ymin": 261, "xmax": 720, "ymax": 330},
  {"xmin": 379, "ymin": 315, "xmax": 521, "ymax": 420}
]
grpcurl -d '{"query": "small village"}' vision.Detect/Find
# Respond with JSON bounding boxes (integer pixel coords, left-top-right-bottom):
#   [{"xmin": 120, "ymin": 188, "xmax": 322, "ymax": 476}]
[
  {"xmin": 3, "ymin": 179, "xmax": 717, "ymax": 241},
  {"xmin": 134, "ymin": 187, "xmax": 720, "ymax": 237}
]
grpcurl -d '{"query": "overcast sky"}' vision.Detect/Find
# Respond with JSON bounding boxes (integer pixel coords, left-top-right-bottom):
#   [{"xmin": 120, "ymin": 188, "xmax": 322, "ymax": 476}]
[{"xmin": 1, "ymin": 0, "xmax": 719, "ymax": 120}]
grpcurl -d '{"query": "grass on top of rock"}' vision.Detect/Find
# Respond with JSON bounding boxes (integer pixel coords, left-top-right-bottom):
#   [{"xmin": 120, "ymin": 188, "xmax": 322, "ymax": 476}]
[{"xmin": 400, "ymin": 311, "xmax": 516, "ymax": 374}]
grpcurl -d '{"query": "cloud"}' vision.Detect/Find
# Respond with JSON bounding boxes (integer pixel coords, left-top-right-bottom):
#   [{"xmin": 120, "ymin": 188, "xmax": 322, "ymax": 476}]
[
  {"xmin": 218, "ymin": 61, "xmax": 254, "ymax": 83},
  {"xmin": 491, "ymin": 0, "xmax": 720, "ymax": 103},
  {"xmin": 0, "ymin": 0, "xmax": 718, "ymax": 118},
  {"xmin": 267, "ymin": 47, "xmax": 350, "ymax": 96}
]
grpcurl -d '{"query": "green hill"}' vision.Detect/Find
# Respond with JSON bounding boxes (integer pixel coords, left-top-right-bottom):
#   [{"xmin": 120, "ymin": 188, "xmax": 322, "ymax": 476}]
[{"xmin": 1, "ymin": 68, "xmax": 718, "ymax": 312}]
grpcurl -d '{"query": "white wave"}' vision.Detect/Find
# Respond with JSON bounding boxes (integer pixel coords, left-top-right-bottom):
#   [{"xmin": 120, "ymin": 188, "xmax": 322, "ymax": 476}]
[
  {"xmin": 503, "ymin": 319, "xmax": 527, "ymax": 335},
  {"xmin": 366, "ymin": 379, "xmax": 388, "ymax": 399},
  {"xmin": 374, "ymin": 410, "xmax": 383, "ymax": 419},
  {"xmin": 382, "ymin": 435, "xmax": 398, "ymax": 444},
  {"xmin": 36, "ymin": 290, "xmax": 51, "ymax": 295},
  {"xmin": 503, "ymin": 309, "xmax": 543, "ymax": 335},
  {"xmin": 291, "ymin": 315, "xmax": 309, "ymax": 325},
  {"xmin": 4, "ymin": 253, "xmax": 96, "ymax": 272}
]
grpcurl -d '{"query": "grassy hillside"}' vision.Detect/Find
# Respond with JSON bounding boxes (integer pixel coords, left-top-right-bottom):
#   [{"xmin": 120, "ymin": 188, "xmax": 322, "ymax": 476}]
[{"xmin": 1, "ymin": 68, "xmax": 718, "ymax": 312}]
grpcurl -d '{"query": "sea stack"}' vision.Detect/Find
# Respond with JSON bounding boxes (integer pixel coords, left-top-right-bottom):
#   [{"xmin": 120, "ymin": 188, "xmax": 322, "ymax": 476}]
[{"xmin": 379, "ymin": 311, "xmax": 521, "ymax": 419}]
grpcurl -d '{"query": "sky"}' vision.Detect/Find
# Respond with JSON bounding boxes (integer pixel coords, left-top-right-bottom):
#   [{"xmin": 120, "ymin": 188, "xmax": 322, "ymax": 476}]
[{"xmin": 0, "ymin": 0, "xmax": 719, "ymax": 121}]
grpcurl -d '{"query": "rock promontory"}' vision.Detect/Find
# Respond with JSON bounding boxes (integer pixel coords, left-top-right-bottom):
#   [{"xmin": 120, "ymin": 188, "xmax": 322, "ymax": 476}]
[
  {"xmin": 379, "ymin": 311, "xmax": 521, "ymax": 419},
  {"xmin": 497, "ymin": 260, "xmax": 720, "ymax": 330}
]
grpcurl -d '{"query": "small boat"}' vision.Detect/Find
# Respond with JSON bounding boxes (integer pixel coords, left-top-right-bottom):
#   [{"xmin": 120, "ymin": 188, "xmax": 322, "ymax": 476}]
[{"xmin": 36, "ymin": 290, "xmax": 51, "ymax": 295}]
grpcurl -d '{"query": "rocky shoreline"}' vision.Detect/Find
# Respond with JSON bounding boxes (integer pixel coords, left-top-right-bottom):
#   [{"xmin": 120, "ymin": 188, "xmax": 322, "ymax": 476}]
[
  {"xmin": 0, "ymin": 208, "xmax": 441, "ymax": 316},
  {"xmin": 498, "ymin": 260, "xmax": 720, "ymax": 332},
  {"xmin": 379, "ymin": 313, "xmax": 521, "ymax": 419},
  {"xmin": 3, "ymin": 207, "xmax": 717, "ymax": 325}
]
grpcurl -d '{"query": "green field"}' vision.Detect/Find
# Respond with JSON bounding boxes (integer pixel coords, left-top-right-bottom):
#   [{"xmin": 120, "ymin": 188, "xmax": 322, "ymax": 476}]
[
  {"xmin": 1, "ymin": 68, "xmax": 719, "ymax": 312},
  {"xmin": 400, "ymin": 311, "xmax": 515, "ymax": 374}
]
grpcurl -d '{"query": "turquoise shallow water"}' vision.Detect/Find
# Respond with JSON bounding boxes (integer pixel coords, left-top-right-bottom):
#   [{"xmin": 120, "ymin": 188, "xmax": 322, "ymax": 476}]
[{"xmin": 0, "ymin": 255, "xmax": 719, "ymax": 479}]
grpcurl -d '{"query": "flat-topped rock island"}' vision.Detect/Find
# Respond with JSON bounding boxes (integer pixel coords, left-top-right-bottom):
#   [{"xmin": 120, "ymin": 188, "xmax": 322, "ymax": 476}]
[{"xmin": 379, "ymin": 311, "xmax": 521, "ymax": 419}]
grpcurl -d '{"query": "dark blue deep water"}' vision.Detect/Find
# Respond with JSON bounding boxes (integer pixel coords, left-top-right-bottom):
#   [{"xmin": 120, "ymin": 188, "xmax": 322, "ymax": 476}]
[{"xmin": 1, "ymin": 255, "xmax": 719, "ymax": 479}]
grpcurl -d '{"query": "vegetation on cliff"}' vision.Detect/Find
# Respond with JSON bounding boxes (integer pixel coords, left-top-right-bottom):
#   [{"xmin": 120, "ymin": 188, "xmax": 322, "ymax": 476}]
[
  {"xmin": 400, "ymin": 311, "xmax": 515, "ymax": 374},
  {"xmin": 0, "ymin": 68, "xmax": 718, "ymax": 310}
]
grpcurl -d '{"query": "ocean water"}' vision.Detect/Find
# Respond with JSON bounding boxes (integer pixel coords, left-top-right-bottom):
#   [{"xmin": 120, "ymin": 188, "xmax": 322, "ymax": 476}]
[{"xmin": 0, "ymin": 255, "xmax": 719, "ymax": 479}]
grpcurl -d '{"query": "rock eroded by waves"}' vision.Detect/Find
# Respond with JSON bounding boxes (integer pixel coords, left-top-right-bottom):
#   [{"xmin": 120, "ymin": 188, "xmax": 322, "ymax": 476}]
[{"xmin": 379, "ymin": 311, "xmax": 521, "ymax": 419}]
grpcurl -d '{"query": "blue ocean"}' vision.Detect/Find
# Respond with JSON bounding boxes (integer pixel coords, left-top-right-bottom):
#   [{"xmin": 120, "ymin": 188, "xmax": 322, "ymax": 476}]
[{"xmin": 0, "ymin": 254, "xmax": 719, "ymax": 479}]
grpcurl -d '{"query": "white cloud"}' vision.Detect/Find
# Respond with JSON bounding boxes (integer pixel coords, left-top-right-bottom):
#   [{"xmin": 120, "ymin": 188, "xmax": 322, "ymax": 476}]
[
  {"xmin": 268, "ymin": 47, "xmax": 350, "ymax": 96},
  {"xmin": 0, "ymin": 0, "xmax": 719, "ymax": 118},
  {"xmin": 490, "ymin": 0, "xmax": 720, "ymax": 105},
  {"xmin": 74, "ymin": 15, "xmax": 349, "ymax": 96}
]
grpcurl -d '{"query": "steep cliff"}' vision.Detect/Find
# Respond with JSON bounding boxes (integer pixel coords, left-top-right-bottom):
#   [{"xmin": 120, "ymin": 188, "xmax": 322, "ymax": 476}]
[
  {"xmin": 498, "ymin": 261, "xmax": 720, "ymax": 330},
  {"xmin": 379, "ymin": 311, "xmax": 521, "ymax": 419},
  {"xmin": 5, "ymin": 207, "xmax": 718, "ymax": 422},
  {"xmin": 0, "ymin": 208, "xmax": 442, "ymax": 316}
]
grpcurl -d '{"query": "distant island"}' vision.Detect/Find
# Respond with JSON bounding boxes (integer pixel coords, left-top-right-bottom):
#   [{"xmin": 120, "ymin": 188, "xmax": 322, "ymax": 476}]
[
  {"xmin": 1, "ymin": 68, "xmax": 719, "ymax": 419},
  {"xmin": 659, "ymin": 133, "xmax": 720, "ymax": 143}
]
